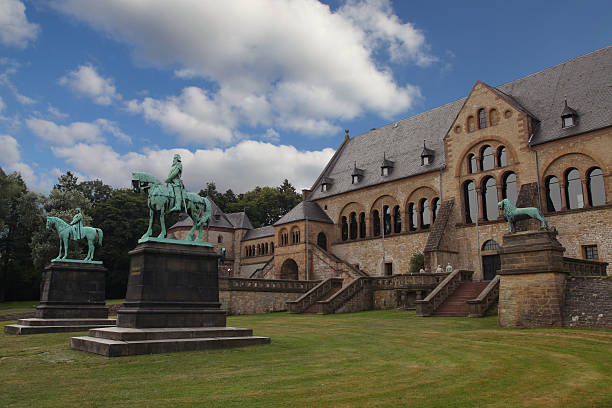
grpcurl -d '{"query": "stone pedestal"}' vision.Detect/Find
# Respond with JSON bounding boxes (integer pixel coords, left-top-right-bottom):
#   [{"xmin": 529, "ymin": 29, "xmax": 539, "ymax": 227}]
[
  {"xmin": 5, "ymin": 261, "xmax": 115, "ymax": 335},
  {"xmin": 71, "ymin": 239, "xmax": 270, "ymax": 356},
  {"xmin": 498, "ymin": 230, "xmax": 568, "ymax": 327}
]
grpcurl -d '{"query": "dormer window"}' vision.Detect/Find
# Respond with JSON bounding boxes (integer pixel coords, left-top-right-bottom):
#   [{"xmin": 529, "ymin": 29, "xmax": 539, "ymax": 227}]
[
  {"xmin": 420, "ymin": 140, "xmax": 434, "ymax": 166},
  {"xmin": 321, "ymin": 177, "xmax": 333, "ymax": 192},
  {"xmin": 381, "ymin": 153, "xmax": 394, "ymax": 177},
  {"xmin": 351, "ymin": 162, "xmax": 364, "ymax": 184},
  {"xmin": 561, "ymin": 97, "xmax": 578, "ymax": 129}
]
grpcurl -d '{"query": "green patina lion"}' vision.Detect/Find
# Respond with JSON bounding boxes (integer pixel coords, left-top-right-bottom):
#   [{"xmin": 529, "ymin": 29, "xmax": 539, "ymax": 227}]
[{"xmin": 498, "ymin": 198, "xmax": 549, "ymax": 233}]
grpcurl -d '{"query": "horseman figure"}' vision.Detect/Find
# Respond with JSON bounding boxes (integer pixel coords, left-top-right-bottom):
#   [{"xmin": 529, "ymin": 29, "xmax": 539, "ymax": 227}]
[
  {"xmin": 166, "ymin": 154, "xmax": 185, "ymax": 212},
  {"xmin": 70, "ymin": 207, "xmax": 84, "ymax": 240}
]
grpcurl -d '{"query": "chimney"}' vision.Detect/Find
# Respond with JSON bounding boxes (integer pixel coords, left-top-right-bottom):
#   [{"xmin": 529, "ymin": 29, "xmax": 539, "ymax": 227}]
[{"xmin": 301, "ymin": 189, "xmax": 311, "ymax": 200}]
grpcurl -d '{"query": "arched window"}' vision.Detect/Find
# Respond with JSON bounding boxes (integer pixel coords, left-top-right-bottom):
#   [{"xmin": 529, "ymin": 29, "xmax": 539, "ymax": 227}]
[
  {"xmin": 420, "ymin": 198, "xmax": 431, "ymax": 229},
  {"xmin": 482, "ymin": 239, "xmax": 500, "ymax": 251},
  {"xmin": 565, "ymin": 168, "xmax": 584, "ymax": 209},
  {"xmin": 480, "ymin": 145, "xmax": 495, "ymax": 171},
  {"xmin": 497, "ymin": 146, "xmax": 507, "ymax": 167},
  {"xmin": 341, "ymin": 216, "xmax": 348, "ymax": 241},
  {"xmin": 359, "ymin": 212, "xmax": 366, "ymax": 238},
  {"xmin": 373, "ymin": 210, "xmax": 381, "ymax": 236},
  {"xmin": 587, "ymin": 168, "xmax": 606, "ymax": 206},
  {"xmin": 483, "ymin": 177, "xmax": 499, "ymax": 221},
  {"xmin": 478, "ymin": 109, "xmax": 487, "ymax": 129},
  {"xmin": 349, "ymin": 212, "xmax": 357, "ymax": 240},
  {"xmin": 393, "ymin": 205, "xmax": 401, "ymax": 233},
  {"xmin": 503, "ymin": 172, "xmax": 517, "ymax": 205},
  {"xmin": 383, "ymin": 205, "xmax": 392, "ymax": 235},
  {"xmin": 490, "ymin": 109, "xmax": 499, "ymax": 126},
  {"xmin": 270, "ymin": 242, "xmax": 274, "ymax": 253},
  {"xmin": 408, "ymin": 203, "xmax": 416, "ymax": 231},
  {"xmin": 265, "ymin": 243, "xmax": 269, "ymax": 254},
  {"xmin": 545, "ymin": 176, "xmax": 561, "ymax": 212},
  {"xmin": 464, "ymin": 181, "xmax": 477, "ymax": 223},
  {"xmin": 467, "ymin": 116, "xmax": 475, "ymax": 133},
  {"xmin": 217, "ymin": 235, "xmax": 223, "ymax": 243},
  {"xmin": 468, "ymin": 154, "xmax": 477, "ymax": 174},
  {"xmin": 245, "ymin": 247, "xmax": 248, "ymax": 257},
  {"xmin": 257, "ymin": 244, "xmax": 261, "ymax": 255},
  {"xmin": 432, "ymin": 198, "xmax": 440, "ymax": 223}
]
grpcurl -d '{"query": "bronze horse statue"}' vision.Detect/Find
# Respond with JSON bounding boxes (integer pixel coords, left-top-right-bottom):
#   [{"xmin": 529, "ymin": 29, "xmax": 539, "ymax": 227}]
[{"xmin": 132, "ymin": 172, "xmax": 212, "ymax": 242}]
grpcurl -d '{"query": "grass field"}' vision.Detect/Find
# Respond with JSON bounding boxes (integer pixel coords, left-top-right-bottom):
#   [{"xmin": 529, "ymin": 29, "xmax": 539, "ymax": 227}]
[{"xmin": 1, "ymin": 310, "xmax": 610, "ymax": 408}]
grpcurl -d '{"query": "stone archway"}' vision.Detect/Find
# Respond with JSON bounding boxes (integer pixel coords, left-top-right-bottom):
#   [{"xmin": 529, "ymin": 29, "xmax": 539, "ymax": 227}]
[
  {"xmin": 317, "ymin": 232, "xmax": 327, "ymax": 251},
  {"xmin": 280, "ymin": 259, "xmax": 299, "ymax": 280}
]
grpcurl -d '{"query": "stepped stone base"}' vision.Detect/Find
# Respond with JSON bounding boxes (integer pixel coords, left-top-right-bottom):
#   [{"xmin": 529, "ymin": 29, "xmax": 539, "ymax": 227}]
[
  {"xmin": 71, "ymin": 326, "xmax": 270, "ymax": 357},
  {"xmin": 4, "ymin": 318, "xmax": 115, "ymax": 335}
]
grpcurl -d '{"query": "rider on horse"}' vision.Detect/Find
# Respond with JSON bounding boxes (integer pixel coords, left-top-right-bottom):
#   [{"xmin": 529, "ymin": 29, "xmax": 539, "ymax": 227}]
[
  {"xmin": 166, "ymin": 154, "xmax": 185, "ymax": 212},
  {"xmin": 70, "ymin": 207, "xmax": 83, "ymax": 240}
]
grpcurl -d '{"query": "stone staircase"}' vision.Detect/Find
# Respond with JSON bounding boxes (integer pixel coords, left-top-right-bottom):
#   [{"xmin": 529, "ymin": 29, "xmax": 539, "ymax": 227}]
[
  {"xmin": 432, "ymin": 281, "xmax": 490, "ymax": 317},
  {"xmin": 303, "ymin": 284, "xmax": 344, "ymax": 313}
]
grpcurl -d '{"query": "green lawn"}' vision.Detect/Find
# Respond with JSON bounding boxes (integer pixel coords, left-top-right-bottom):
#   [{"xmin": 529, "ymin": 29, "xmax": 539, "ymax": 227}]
[
  {"xmin": 0, "ymin": 300, "xmax": 39, "ymax": 310},
  {"xmin": 1, "ymin": 310, "xmax": 610, "ymax": 408}
]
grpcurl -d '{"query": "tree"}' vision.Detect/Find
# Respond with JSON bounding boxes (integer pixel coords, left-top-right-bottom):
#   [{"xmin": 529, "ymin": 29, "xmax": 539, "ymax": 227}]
[
  {"xmin": 0, "ymin": 168, "xmax": 44, "ymax": 301},
  {"xmin": 77, "ymin": 179, "xmax": 113, "ymax": 207},
  {"xmin": 409, "ymin": 252, "xmax": 425, "ymax": 273},
  {"xmin": 55, "ymin": 171, "xmax": 79, "ymax": 193},
  {"xmin": 90, "ymin": 189, "xmax": 150, "ymax": 298}
]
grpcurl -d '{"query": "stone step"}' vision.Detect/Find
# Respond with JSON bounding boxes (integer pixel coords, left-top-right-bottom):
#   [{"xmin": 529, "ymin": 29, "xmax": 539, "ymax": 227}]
[
  {"xmin": 88, "ymin": 326, "xmax": 253, "ymax": 342},
  {"xmin": 71, "ymin": 334, "xmax": 270, "ymax": 357},
  {"xmin": 15, "ymin": 318, "xmax": 116, "ymax": 327},
  {"xmin": 4, "ymin": 323, "xmax": 115, "ymax": 335}
]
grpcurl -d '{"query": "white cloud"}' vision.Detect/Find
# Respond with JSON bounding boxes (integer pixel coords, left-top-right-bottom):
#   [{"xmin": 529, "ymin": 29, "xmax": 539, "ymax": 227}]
[
  {"xmin": 0, "ymin": 59, "xmax": 37, "ymax": 105},
  {"xmin": 47, "ymin": 105, "xmax": 69, "ymax": 119},
  {"xmin": 126, "ymin": 86, "xmax": 235, "ymax": 145},
  {"xmin": 52, "ymin": 0, "xmax": 433, "ymax": 139},
  {"xmin": 51, "ymin": 140, "xmax": 335, "ymax": 193},
  {"xmin": 59, "ymin": 64, "xmax": 121, "ymax": 106},
  {"xmin": 338, "ymin": 0, "xmax": 436, "ymax": 66},
  {"xmin": 26, "ymin": 118, "xmax": 130, "ymax": 145},
  {"xmin": 0, "ymin": 0, "xmax": 39, "ymax": 49},
  {"xmin": 0, "ymin": 96, "xmax": 4, "ymax": 111},
  {"xmin": 0, "ymin": 134, "xmax": 52, "ymax": 192}
]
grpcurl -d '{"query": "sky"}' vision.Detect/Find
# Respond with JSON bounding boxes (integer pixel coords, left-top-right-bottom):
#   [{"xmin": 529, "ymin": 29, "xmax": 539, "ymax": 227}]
[{"xmin": 0, "ymin": 0, "xmax": 610, "ymax": 194}]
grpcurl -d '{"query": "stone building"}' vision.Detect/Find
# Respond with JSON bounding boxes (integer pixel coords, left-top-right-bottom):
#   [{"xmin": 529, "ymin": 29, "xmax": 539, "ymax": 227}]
[{"xmin": 170, "ymin": 46, "xmax": 611, "ymax": 281}]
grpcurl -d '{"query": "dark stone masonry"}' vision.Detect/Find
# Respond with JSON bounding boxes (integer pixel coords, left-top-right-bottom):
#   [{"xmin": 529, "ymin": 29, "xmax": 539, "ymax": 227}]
[{"xmin": 563, "ymin": 276, "xmax": 611, "ymax": 329}]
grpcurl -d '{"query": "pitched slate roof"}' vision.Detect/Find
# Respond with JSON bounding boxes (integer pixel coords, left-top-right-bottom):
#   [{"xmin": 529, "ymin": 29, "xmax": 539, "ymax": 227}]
[
  {"xmin": 242, "ymin": 225, "xmax": 274, "ymax": 241},
  {"xmin": 226, "ymin": 212, "xmax": 254, "ymax": 229},
  {"xmin": 274, "ymin": 200, "xmax": 333, "ymax": 226},
  {"xmin": 167, "ymin": 201, "xmax": 254, "ymax": 231},
  {"xmin": 308, "ymin": 45, "xmax": 612, "ymax": 201},
  {"xmin": 308, "ymin": 99, "xmax": 462, "ymax": 200}
]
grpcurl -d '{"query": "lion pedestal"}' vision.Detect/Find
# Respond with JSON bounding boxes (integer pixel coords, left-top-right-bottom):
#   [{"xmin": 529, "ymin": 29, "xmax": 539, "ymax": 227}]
[
  {"xmin": 71, "ymin": 239, "xmax": 270, "ymax": 356},
  {"xmin": 497, "ymin": 230, "xmax": 568, "ymax": 327},
  {"xmin": 4, "ymin": 261, "xmax": 116, "ymax": 335}
]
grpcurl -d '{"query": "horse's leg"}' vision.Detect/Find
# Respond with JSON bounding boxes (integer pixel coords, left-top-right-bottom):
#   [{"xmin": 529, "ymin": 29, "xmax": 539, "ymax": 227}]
[
  {"xmin": 62, "ymin": 235, "xmax": 69, "ymax": 259},
  {"xmin": 141, "ymin": 208, "xmax": 155, "ymax": 240},
  {"xmin": 158, "ymin": 205, "xmax": 167, "ymax": 238},
  {"xmin": 56, "ymin": 237, "xmax": 62, "ymax": 260},
  {"xmin": 87, "ymin": 237, "xmax": 94, "ymax": 261}
]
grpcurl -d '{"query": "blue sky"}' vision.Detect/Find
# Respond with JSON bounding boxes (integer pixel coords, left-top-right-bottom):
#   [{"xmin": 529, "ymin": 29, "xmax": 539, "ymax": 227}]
[{"xmin": 1, "ymin": 0, "xmax": 610, "ymax": 193}]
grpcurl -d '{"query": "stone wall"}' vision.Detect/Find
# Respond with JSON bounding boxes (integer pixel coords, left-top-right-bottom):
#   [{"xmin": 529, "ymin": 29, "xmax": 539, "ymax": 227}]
[
  {"xmin": 219, "ymin": 290, "xmax": 303, "ymax": 315},
  {"xmin": 335, "ymin": 286, "xmax": 373, "ymax": 314},
  {"xmin": 218, "ymin": 278, "xmax": 317, "ymax": 315},
  {"xmin": 563, "ymin": 276, "xmax": 611, "ymax": 329}
]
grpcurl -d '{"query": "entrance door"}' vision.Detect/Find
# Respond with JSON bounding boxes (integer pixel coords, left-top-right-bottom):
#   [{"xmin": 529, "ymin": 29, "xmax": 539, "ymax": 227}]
[
  {"xmin": 317, "ymin": 232, "xmax": 327, "ymax": 251},
  {"xmin": 482, "ymin": 254, "xmax": 501, "ymax": 281}
]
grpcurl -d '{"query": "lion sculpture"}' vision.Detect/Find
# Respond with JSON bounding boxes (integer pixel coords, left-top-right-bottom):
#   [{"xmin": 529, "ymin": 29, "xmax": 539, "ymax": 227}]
[{"xmin": 498, "ymin": 198, "xmax": 549, "ymax": 233}]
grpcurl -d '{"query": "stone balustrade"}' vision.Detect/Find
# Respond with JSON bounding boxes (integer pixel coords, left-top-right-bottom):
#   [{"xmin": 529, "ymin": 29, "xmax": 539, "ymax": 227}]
[
  {"xmin": 286, "ymin": 278, "xmax": 343, "ymax": 313},
  {"xmin": 415, "ymin": 269, "xmax": 474, "ymax": 316},
  {"xmin": 562, "ymin": 257, "xmax": 608, "ymax": 277},
  {"xmin": 219, "ymin": 277, "xmax": 319, "ymax": 293},
  {"xmin": 467, "ymin": 275, "xmax": 500, "ymax": 317}
]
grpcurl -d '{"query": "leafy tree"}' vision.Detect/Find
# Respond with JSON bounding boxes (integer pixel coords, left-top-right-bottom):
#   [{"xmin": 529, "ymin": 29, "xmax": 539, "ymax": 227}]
[
  {"xmin": 409, "ymin": 252, "xmax": 425, "ymax": 273},
  {"xmin": 55, "ymin": 171, "xmax": 79, "ymax": 192},
  {"xmin": 90, "ymin": 189, "xmax": 150, "ymax": 298},
  {"xmin": 0, "ymin": 168, "xmax": 44, "ymax": 301},
  {"xmin": 77, "ymin": 179, "xmax": 113, "ymax": 207}
]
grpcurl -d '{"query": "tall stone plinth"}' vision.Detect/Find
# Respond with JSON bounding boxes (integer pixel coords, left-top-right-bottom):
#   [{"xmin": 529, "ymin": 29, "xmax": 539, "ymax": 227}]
[
  {"xmin": 498, "ymin": 230, "xmax": 568, "ymax": 327},
  {"xmin": 71, "ymin": 239, "xmax": 270, "ymax": 356},
  {"xmin": 5, "ymin": 261, "xmax": 115, "ymax": 335}
]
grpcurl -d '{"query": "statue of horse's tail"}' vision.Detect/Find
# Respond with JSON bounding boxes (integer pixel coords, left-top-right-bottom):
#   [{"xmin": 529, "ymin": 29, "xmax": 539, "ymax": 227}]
[{"xmin": 97, "ymin": 228, "xmax": 103, "ymax": 246}]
